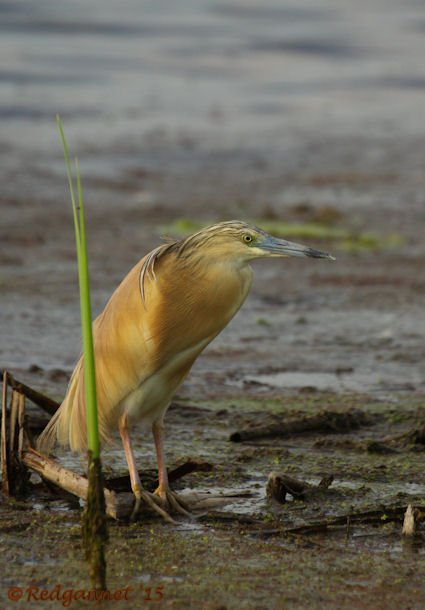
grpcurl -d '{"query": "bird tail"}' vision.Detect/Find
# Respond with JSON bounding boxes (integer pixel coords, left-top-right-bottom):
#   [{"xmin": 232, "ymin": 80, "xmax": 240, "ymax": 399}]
[{"xmin": 37, "ymin": 358, "xmax": 89, "ymax": 454}]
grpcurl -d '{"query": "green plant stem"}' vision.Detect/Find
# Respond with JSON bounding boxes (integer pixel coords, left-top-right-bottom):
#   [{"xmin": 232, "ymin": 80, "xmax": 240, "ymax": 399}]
[
  {"xmin": 56, "ymin": 115, "xmax": 100, "ymax": 459},
  {"xmin": 57, "ymin": 115, "xmax": 107, "ymax": 590},
  {"xmin": 75, "ymin": 158, "xmax": 100, "ymax": 458}
]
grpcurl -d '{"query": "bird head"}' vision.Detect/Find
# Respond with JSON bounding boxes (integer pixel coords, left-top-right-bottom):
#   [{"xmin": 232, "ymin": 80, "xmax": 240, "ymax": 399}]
[{"xmin": 184, "ymin": 221, "xmax": 335, "ymax": 264}]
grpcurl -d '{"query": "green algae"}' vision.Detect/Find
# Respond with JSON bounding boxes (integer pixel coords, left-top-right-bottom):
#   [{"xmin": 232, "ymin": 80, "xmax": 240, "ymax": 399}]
[{"xmin": 160, "ymin": 218, "xmax": 404, "ymax": 253}]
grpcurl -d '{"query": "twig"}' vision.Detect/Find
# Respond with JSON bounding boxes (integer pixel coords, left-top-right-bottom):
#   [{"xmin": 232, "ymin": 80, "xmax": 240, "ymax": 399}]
[
  {"xmin": 1, "ymin": 371, "xmax": 9, "ymax": 495},
  {"xmin": 1, "ymin": 371, "xmax": 59, "ymax": 416}
]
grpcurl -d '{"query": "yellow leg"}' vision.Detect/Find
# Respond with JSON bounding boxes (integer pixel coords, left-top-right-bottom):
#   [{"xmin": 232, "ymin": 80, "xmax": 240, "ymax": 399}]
[
  {"xmin": 152, "ymin": 420, "xmax": 190, "ymax": 516},
  {"xmin": 118, "ymin": 414, "xmax": 174, "ymax": 523}
]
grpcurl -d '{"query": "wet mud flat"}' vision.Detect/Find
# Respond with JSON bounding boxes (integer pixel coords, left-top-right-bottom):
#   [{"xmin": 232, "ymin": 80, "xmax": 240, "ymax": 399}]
[
  {"xmin": 1, "ymin": 391, "xmax": 425, "ymax": 610},
  {"xmin": 2, "ymin": 131, "xmax": 425, "ymax": 610},
  {"xmin": 2, "ymin": 130, "xmax": 425, "ymax": 610}
]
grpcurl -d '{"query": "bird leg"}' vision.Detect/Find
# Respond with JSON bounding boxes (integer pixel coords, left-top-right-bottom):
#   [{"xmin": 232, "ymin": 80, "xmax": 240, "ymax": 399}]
[
  {"xmin": 118, "ymin": 414, "xmax": 174, "ymax": 523},
  {"xmin": 152, "ymin": 420, "xmax": 191, "ymax": 516}
]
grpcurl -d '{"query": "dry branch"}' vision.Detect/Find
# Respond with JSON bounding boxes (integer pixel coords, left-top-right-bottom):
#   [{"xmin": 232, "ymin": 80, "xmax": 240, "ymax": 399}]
[
  {"xmin": 1, "ymin": 371, "xmax": 9, "ymax": 495},
  {"xmin": 230, "ymin": 409, "xmax": 369, "ymax": 442},
  {"xmin": 21, "ymin": 448, "xmax": 133, "ymax": 520},
  {"xmin": 267, "ymin": 505, "xmax": 425, "ymax": 537},
  {"xmin": 1, "ymin": 371, "xmax": 59, "ymax": 416}
]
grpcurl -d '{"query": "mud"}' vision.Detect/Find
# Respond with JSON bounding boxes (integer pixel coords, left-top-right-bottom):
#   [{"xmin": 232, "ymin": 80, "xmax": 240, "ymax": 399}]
[
  {"xmin": 1, "ymin": 0, "xmax": 425, "ymax": 608},
  {"xmin": 1, "ymin": 394, "xmax": 425, "ymax": 610}
]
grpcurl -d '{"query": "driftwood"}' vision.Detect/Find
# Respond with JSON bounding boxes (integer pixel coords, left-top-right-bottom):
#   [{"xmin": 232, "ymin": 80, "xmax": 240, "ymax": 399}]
[
  {"xmin": 266, "ymin": 471, "xmax": 334, "ymax": 503},
  {"xmin": 230, "ymin": 409, "xmax": 369, "ymax": 443},
  {"xmin": 1, "ymin": 371, "xmax": 60, "ymax": 416},
  {"xmin": 22, "ymin": 448, "xmax": 134, "ymax": 520}
]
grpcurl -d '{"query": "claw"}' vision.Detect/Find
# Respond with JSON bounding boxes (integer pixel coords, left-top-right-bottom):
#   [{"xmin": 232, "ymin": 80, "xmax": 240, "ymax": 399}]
[
  {"xmin": 131, "ymin": 489, "xmax": 175, "ymax": 524},
  {"xmin": 154, "ymin": 487, "xmax": 191, "ymax": 517}
]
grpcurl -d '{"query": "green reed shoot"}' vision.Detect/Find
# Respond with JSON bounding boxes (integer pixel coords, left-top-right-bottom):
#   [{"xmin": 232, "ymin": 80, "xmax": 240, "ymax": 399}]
[
  {"xmin": 56, "ymin": 115, "xmax": 100, "ymax": 459},
  {"xmin": 57, "ymin": 115, "xmax": 107, "ymax": 590}
]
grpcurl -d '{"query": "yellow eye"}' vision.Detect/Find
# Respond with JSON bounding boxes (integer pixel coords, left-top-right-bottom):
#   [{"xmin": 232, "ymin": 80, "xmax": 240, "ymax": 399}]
[{"xmin": 243, "ymin": 234, "xmax": 253, "ymax": 244}]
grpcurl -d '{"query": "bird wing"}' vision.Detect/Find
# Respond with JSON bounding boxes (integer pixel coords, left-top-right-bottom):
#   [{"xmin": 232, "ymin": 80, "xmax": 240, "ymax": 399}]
[{"xmin": 38, "ymin": 247, "xmax": 252, "ymax": 453}]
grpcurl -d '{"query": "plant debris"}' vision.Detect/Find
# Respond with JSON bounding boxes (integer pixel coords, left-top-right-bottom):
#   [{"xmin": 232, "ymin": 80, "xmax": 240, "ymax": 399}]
[
  {"xmin": 230, "ymin": 409, "xmax": 370, "ymax": 442},
  {"xmin": 266, "ymin": 471, "xmax": 334, "ymax": 503}
]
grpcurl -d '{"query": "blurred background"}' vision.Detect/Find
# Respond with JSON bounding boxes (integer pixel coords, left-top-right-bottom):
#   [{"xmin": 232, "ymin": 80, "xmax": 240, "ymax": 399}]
[{"xmin": 1, "ymin": 0, "xmax": 425, "ymax": 398}]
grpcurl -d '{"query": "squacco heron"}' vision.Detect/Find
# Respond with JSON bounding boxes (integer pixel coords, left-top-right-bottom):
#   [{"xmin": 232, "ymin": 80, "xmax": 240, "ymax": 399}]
[{"xmin": 39, "ymin": 221, "xmax": 333, "ymax": 521}]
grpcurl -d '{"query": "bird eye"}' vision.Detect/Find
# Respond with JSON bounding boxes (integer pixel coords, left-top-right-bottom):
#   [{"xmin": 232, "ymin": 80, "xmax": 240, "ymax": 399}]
[{"xmin": 243, "ymin": 234, "xmax": 253, "ymax": 243}]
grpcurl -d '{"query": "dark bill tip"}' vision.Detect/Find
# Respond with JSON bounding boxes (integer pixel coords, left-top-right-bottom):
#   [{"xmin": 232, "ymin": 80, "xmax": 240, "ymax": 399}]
[
  {"xmin": 305, "ymin": 247, "xmax": 336, "ymax": 260},
  {"xmin": 259, "ymin": 235, "xmax": 335, "ymax": 260}
]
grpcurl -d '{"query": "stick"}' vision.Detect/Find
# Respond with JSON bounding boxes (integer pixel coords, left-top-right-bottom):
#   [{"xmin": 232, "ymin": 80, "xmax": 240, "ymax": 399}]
[
  {"xmin": 1, "ymin": 371, "xmax": 59, "ymax": 416},
  {"xmin": 21, "ymin": 448, "xmax": 132, "ymax": 520},
  {"xmin": 263, "ymin": 505, "xmax": 425, "ymax": 537},
  {"xmin": 230, "ymin": 409, "xmax": 369, "ymax": 442},
  {"xmin": 1, "ymin": 371, "xmax": 9, "ymax": 495}
]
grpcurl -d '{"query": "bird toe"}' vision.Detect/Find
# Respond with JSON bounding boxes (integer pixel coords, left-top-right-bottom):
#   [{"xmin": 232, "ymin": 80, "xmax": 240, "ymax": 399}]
[
  {"xmin": 165, "ymin": 489, "xmax": 191, "ymax": 517},
  {"xmin": 130, "ymin": 489, "xmax": 175, "ymax": 524}
]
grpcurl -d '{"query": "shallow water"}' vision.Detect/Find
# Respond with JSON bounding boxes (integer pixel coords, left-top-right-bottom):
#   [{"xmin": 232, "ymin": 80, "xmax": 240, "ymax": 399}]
[{"xmin": 2, "ymin": 0, "xmax": 425, "ymax": 202}]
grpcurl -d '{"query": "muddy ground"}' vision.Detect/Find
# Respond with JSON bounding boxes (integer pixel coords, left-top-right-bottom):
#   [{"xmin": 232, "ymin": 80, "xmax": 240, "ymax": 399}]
[{"xmin": 1, "ymin": 0, "xmax": 425, "ymax": 608}]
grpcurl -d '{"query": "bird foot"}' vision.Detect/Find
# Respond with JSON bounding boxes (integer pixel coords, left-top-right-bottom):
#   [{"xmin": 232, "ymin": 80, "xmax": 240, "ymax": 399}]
[
  {"xmin": 130, "ymin": 489, "xmax": 175, "ymax": 524},
  {"xmin": 154, "ymin": 487, "xmax": 191, "ymax": 517}
]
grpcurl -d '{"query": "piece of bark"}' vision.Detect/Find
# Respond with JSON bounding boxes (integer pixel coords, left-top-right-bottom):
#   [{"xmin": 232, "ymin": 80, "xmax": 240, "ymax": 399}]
[
  {"xmin": 1, "ymin": 371, "xmax": 59, "ymax": 416},
  {"xmin": 230, "ymin": 409, "xmax": 369, "ymax": 443},
  {"xmin": 267, "ymin": 471, "xmax": 334, "ymax": 503}
]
